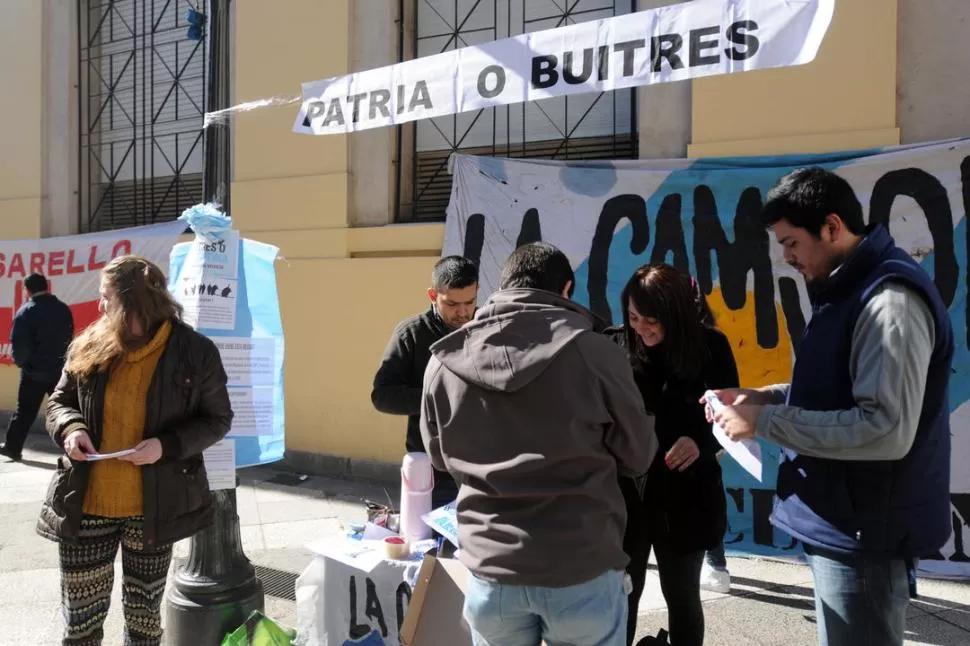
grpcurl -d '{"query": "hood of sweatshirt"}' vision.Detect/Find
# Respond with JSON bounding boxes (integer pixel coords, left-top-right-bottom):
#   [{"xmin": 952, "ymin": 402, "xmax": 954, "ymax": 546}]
[{"xmin": 430, "ymin": 288, "xmax": 599, "ymax": 393}]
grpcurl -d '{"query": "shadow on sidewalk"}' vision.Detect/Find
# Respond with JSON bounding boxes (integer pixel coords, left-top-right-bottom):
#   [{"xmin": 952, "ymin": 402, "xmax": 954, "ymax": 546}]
[
  {"xmin": 685, "ymin": 569, "xmax": 970, "ymax": 618},
  {"xmin": 23, "ymin": 428, "xmax": 61, "ymax": 456},
  {"xmin": 19, "ymin": 458, "xmax": 55, "ymax": 471},
  {"xmin": 240, "ymin": 462, "xmax": 401, "ymax": 506}
]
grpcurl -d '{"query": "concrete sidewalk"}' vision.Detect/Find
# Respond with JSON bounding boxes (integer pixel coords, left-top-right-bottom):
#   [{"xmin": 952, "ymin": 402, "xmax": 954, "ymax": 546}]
[{"xmin": 1, "ymin": 433, "xmax": 968, "ymax": 645}]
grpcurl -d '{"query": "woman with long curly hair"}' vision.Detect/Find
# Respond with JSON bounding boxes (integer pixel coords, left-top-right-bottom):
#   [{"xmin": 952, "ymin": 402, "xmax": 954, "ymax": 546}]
[
  {"xmin": 38, "ymin": 255, "xmax": 233, "ymax": 646},
  {"xmin": 607, "ymin": 264, "xmax": 740, "ymax": 646}
]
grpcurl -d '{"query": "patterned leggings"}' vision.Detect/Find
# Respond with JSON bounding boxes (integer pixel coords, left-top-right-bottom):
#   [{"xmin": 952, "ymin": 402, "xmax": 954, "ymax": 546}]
[{"xmin": 59, "ymin": 516, "xmax": 173, "ymax": 646}]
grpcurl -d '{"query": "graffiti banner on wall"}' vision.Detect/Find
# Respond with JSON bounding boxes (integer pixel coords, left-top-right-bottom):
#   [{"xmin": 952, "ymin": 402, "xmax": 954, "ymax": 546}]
[
  {"xmin": 0, "ymin": 221, "xmax": 186, "ymax": 364},
  {"xmin": 442, "ymin": 138, "xmax": 970, "ymax": 578}
]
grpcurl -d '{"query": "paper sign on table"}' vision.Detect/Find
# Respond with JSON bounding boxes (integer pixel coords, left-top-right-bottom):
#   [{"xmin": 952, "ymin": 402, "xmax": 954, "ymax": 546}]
[
  {"xmin": 362, "ymin": 522, "xmax": 398, "ymax": 541},
  {"xmin": 422, "ymin": 500, "xmax": 459, "ymax": 548},
  {"xmin": 703, "ymin": 390, "xmax": 764, "ymax": 482},
  {"xmin": 305, "ymin": 537, "xmax": 386, "ymax": 573}
]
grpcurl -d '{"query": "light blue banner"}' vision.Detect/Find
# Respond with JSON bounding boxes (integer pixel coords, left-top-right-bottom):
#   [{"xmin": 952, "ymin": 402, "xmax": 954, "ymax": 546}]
[{"xmin": 168, "ymin": 204, "xmax": 285, "ymax": 468}]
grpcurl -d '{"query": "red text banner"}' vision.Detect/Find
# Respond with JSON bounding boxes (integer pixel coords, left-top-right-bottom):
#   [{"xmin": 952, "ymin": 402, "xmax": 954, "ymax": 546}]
[{"xmin": 0, "ymin": 221, "xmax": 185, "ymax": 364}]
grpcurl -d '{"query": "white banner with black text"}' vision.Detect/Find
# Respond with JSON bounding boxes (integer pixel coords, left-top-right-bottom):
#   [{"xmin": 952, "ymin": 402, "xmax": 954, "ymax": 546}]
[{"xmin": 294, "ymin": 0, "xmax": 835, "ymax": 135}]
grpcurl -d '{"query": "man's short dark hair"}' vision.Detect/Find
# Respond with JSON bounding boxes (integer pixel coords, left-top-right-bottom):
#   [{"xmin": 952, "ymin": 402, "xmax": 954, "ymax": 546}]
[
  {"xmin": 762, "ymin": 167, "xmax": 866, "ymax": 237},
  {"xmin": 432, "ymin": 256, "xmax": 478, "ymax": 291},
  {"xmin": 499, "ymin": 242, "xmax": 575, "ymax": 297},
  {"xmin": 24, "ymin": 273, "xmax": 48, "ymax": 295}
]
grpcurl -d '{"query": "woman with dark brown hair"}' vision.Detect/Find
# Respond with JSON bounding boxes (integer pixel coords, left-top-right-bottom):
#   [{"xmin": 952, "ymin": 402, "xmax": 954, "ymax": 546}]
[
  {"xmin": 37, "ymin": 255, "xmax": 233, "ymax": 646},
  {"xmin": 607, "ymin": 264, "xmax": 740, "ymax": 646}
]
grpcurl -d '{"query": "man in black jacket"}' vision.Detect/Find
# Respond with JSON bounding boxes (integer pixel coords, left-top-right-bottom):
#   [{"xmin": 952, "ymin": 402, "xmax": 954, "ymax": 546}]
[
  {"xmin": 1, "ymin": 273, "xmax": 74, "ymax": 461},
  {"xmin": 371, "ymin": 256, "xmax": 478, "ymax": 506}
]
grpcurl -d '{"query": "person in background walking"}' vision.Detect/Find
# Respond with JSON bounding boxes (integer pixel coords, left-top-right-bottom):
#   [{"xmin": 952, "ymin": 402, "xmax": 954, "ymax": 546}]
[
  {"xmin": 712, "ymin": 168, "xmax": 954, "ymax": 646},
  {"xmin": 371, "ymin": 255, "xmax": 478, "ymax": 508},
  {"xmin": 689, "ymin": 277, "xmax": 732, "ymax": 595},
  {"xmin": 38, "ymin": 255, "xmax": 233, "ymax": 646},
  {"xmin": 0, "ymin": 272, "xmax": 74, "ymax": 461},
  {"xmin": 609, "ymin": 264, "xmax": 740, "ymax": 646}
]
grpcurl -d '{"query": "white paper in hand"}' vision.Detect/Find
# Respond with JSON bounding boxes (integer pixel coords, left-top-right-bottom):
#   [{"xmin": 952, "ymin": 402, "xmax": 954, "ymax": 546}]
[
  {"xmin": 85, "ymin": 448, "xmax": 137, "ymax": 461},
  {"xmin": 703, "ymin": 390, "xmax": 764, "ymax": 482}
]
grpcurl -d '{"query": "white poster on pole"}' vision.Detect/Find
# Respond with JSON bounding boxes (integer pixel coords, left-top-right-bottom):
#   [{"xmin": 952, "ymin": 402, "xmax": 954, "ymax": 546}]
[{"xmin": 204, "ymin": 439, "xmax": 236, "ymax": 491}]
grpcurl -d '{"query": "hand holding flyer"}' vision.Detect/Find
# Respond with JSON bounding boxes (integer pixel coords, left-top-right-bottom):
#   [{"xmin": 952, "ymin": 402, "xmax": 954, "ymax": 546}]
[
  {"xmin": 85, "ymin": 448, "xmax": 137, "ymax": 462},
  {"xmin": 703, "ymin": 390, "xmax": 763, "ymax": 482}
]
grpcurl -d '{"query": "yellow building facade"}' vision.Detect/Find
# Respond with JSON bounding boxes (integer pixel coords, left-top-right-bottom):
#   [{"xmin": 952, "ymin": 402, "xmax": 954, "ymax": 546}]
[{"xmin": 1, "ymin": 0, "xmax": 967, "ymax": 474}]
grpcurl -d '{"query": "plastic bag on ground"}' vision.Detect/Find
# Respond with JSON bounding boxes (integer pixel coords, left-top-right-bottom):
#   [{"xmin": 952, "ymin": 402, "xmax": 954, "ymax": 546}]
[{"xmin": 220, "ymin": 610, "xmax": 296, "ymax": 646}]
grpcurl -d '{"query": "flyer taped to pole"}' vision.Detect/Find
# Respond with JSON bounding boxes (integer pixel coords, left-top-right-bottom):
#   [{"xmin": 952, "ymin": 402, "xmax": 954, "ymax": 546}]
[{"xmin": 168, "ymin": 204, "xmax": 286, "ymax": 483}]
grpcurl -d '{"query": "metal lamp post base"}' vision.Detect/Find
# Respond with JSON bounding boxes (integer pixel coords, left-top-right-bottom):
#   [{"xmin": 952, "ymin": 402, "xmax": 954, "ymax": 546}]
[
  {"xmin": 164, "ymin": 578, "xmax": 263, "ymax": 646},
  {"xmin": 163, "ymin": 488, "xmax": 264, "ymax": 645}
]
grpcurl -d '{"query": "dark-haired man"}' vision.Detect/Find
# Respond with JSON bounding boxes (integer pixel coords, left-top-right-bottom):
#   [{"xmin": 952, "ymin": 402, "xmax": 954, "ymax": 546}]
[
  {"xmin": 421, "ymin": 242, "xmax": 657, "ymax": 646},
  {"xmin": 712, "ymin": 168, "xmax": 953, "ymax": 646},
  {"xmin": 372, "ymin": 255, "xmax": 478, "ymax": 506},
  {"xmin": 1, "ymin": 273, "xmax": 74, "ymax": 461}
]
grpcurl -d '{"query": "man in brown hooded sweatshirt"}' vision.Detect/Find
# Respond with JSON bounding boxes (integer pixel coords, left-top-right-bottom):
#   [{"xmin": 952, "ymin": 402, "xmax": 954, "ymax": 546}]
[{"xmin": 421, "ymin": 242, "xmax": 658, "ymax": 646}]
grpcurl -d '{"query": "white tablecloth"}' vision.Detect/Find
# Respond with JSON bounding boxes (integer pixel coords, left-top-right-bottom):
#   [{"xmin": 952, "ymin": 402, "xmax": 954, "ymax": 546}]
[{"xmin": 295, "ymin": 540, "xmax": 417, "ymax": 646}]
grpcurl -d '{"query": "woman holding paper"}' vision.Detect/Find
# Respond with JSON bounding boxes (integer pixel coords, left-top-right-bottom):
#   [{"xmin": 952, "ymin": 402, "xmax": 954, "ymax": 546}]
[
  {"xmin": 607, "ymin": 264, "xmax": 739, "ymax": 646},
  {"xmin": 37, "ymin": 255, "xmax": 233, "ymax": 646}
]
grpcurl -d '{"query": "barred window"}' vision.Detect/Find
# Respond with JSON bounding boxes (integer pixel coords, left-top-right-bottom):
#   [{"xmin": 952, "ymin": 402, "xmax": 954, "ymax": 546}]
[
  {"xmin": 78, "ymin": 0, "xmax": 207, "ymax": 231},
  {"xmin": 397, "ymin": 0, "xmax": 639, "ymax": 222}
]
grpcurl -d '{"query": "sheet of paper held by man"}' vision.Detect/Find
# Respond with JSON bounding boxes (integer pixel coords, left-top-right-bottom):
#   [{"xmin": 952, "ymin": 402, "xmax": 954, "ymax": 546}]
[{"xmin": 703, "ymin": 390, "xmax": 763, "ymax": 482}]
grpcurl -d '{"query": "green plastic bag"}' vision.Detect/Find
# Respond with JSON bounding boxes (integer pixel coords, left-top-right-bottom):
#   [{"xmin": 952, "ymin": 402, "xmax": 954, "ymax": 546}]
[{"xmin": 220, "ymin": 610, "xmax": 296, "ymax": 646}]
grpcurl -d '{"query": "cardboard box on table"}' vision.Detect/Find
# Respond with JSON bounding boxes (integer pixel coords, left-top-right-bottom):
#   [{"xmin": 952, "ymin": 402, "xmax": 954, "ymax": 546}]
[
  {"xmin": 400, "ymin": 555, "xmax": 473, "ymax": 645},
  {"xmin": 403, "ymin": 504, "xmax": 553, "ymax": 645},
  {"xmin": 401, "ymin": 554, "xmax": 552, "ymax": 646}
]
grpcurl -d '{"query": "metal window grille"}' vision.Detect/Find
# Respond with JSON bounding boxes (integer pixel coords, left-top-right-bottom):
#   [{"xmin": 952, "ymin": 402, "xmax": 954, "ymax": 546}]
[
  {"xmin": 397, "ymin": 0, "xmax": 639, "ymax": 222},
  {"xmin": 77, "ymin": 0, "xmax": 207, "ymax": 232}
]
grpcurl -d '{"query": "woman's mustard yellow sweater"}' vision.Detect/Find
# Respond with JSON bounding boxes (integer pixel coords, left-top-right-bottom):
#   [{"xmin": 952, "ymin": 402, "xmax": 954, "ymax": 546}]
[{"xmin": 83, "ymin": 321, "xmax": 171, "ymax": 518}]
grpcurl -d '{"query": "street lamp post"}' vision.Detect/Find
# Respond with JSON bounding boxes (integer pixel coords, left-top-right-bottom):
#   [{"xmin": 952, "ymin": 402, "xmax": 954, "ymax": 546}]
[
  {"xmin": 163, "ymin": 1, "xmax": 264, "ymax": 643},
  {"xmin": 201, "ymin": 0, "xmax": 231, "ymax": 213}
]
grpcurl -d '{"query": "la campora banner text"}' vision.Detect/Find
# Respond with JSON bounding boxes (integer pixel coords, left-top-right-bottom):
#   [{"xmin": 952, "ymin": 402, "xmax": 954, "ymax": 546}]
[
  {"xmin": 0, "ymin": 221, "xmax": 185, "ymax": 364},
  {"xmin": 294, "ymin": 0, "xmax": 834, "ymax": 135},
  {"xmin": 442, "ymin": 138, "xmax": 970, "ymax": 578}
]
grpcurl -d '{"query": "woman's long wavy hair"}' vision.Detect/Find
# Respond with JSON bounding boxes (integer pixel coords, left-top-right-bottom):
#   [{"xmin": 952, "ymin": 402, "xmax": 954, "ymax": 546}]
[
  {"xmin": 621, "ymin": 264, "xmax": 708, "ymax": 380},
  {"xmin": 65, "ymin": 255, "xmax": 182, "ymax": 378}
]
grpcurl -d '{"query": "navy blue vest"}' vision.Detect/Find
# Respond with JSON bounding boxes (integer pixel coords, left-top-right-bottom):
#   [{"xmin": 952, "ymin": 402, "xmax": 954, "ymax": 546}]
[{"xmin": 771, "ymin": 225, "xmax": 953, "ymax": 558}]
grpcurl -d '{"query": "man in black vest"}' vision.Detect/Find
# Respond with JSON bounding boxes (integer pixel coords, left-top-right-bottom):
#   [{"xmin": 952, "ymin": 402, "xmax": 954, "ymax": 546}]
[
  {"xmin": 1, "ymin": 273, "xmax": 74, "ymax": 461},
  {"xmin": 372, "ymin": 256, "xmax": 478, "ymax": 508},
  {"xmin": 710, "ymin": 168, "xmax": 953, "ymax": 646}
]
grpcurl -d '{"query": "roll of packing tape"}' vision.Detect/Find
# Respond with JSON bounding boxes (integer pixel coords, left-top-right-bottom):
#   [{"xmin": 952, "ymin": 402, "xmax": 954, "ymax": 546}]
[{"xmin": 384, "ymin": 536, "xmax": 409, "ymax": 560}]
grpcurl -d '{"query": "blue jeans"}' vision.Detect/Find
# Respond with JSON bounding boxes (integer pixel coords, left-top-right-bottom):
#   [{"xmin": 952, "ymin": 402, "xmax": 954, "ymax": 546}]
[
  {"xmin": 804, "ymin": 545, "xmax": 911, "ymax": 646},
  {"xmin": 463, "ymin": 569, "xmax": 627, "ymax": 646}
]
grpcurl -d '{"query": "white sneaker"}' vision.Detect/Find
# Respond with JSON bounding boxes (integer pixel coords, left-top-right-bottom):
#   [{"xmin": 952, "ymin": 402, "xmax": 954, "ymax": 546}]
[{"xmin": 699, "ymin": 562, "xmax": 731, "ymax": 594}]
